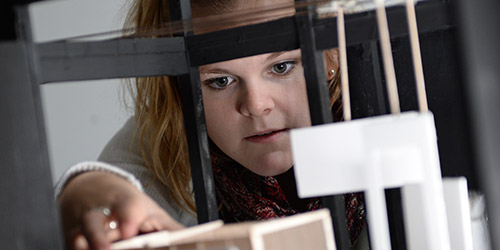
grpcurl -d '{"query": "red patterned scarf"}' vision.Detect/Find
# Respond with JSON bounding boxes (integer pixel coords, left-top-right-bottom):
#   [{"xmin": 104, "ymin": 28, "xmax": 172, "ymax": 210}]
[{"xmin": 211, "ymin": 155, "xmax": 365, "ymax": 245}]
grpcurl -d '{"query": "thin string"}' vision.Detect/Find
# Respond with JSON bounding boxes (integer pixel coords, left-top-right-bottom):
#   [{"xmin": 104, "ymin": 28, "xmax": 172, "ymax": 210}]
[
  {"xmin": 337, "ymin": 5, "xmax": 352, "ymax": 121},
  {"xmin": 405, "ymin": 0, "xmax": 429, "ymax": 112},
  {"xmin": 374, "ymin": 0, "xmax": 400, "ymax": 114}
]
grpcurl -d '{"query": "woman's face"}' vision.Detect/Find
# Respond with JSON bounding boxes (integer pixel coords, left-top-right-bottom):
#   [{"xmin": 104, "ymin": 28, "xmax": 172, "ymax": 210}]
[{"xmin": 200, "ymin": 49, "xmax": 311, "ymax": 176}]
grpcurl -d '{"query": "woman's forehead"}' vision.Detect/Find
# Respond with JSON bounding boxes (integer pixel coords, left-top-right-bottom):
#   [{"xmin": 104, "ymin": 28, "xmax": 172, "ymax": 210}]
[{"xmin": 199, "ymin": 49, "xmax": 300, "ymax": 72}]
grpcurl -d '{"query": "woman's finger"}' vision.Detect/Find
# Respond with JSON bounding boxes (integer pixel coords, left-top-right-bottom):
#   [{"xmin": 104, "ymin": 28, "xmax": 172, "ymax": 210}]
[
  {"xmin": 73, "ymin": 234, "xmax": 89, "ymax": 250},
  {"xmin": 151, "ymin": 210, "xmax": 184, "ymax": 231},
  {"xmin": 111, "ymin": 194, "xmax": 184, "ymax": 239},
  {"xmin": 138, "ymin": 212, "xmax": 184, "ymax": 234},
  {"xmin": 138, "ymin": 218, "xmax": 157, "ymax": 233},
  {"xmin": 111, "ymin": 197, "xmax": 147, "ymax": 239},
  {"xmin": 80, "ymin": 208, "xmax": 113, "ymax": 250}
]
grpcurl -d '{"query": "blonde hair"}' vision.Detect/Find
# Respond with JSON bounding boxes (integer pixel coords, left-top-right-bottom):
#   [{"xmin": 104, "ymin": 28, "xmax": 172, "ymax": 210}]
[{"xmin": 126, "ymin": 0, "xmax": 342, "ymax": 214}]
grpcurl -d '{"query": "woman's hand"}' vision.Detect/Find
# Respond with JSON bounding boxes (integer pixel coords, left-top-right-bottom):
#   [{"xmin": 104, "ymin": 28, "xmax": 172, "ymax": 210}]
[{"xmin": 58, "ymin": 171, "xmax": 184, "ymax": 250}]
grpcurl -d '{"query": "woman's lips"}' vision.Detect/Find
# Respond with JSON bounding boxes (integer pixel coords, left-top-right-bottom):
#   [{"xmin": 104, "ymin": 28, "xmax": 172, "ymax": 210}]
[{"xmin": 244, "ymin": 129, "xmax": 289, "ymax": 143}]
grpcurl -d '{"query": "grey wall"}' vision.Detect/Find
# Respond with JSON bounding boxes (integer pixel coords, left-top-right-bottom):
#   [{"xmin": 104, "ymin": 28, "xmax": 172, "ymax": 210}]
[{"xmin": 29, "ymin": 0, "xmax": 133, "ymax": 183}]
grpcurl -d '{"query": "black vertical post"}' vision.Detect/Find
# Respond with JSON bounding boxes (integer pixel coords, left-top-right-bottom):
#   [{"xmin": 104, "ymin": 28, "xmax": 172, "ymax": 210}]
[
  {"xmin": 0, "ymin": 41, "xmax": 64, "ymax": 250},
  {"xmin": 0, "ymin": 4, "xmax": 63, "ymax": 250},
  {"xmin": 385, "ymin": 188, "xmax": 407, "ymax": 250},
  {"xmin": 170, "ymin": 0, "xmax": 219, "ymax": 223},
  {"xmin": 349, "ymin": 42, "xmax": 389, "ymax": 119},
  {"xmin": 295, "ymin": 1, "xmax": 350, "ymax": 250},
  {"xmin": 370, "ymin": 40, "xmax": 407, "ymax": 250},
  {"xmin": 369, "ymin": 41, "xmax": 388, "ymax": 116},
  {"xmin": 453, "ymin": 0, "xmax": 500, "ymax": 248},
  {"xmin": 177, "ymin": 70, "xmax": 219, "ymax": 223}
]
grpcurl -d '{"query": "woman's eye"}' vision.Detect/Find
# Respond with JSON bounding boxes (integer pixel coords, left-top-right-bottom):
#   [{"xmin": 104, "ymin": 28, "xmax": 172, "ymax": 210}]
[
  {"xmin": 206, "ymin": 76, "xmax": 235, "ymax": 89},
  {"xmin": 271, "ymin": 61, "xmax": 294, "ymax": 75}
]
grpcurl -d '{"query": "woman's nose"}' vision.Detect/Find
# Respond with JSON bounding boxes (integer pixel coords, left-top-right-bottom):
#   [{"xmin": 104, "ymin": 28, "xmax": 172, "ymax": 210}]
[{"xmin": 238, "ymin": 83, "xmax": 275, "ymax": 117}]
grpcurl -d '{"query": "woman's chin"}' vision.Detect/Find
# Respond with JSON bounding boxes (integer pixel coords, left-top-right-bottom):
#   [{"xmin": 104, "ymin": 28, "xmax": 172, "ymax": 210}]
[
  {"xmin": 247, "ymin": 162, "xmax": 293, "ymax": 177},
  {"xmin": 236, "ymin": 150, "xmax": 293, "ymax": 176}
]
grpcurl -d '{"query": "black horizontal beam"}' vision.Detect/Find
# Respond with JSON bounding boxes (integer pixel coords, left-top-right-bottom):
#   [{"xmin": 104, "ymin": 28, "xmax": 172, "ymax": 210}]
[
  {"xmin": 37, "ymin": 37, "xmax": 188, "ymax": 83},
  {"xmin": 187, "ymin": 0, "xmax": 452, "ymax": 66},
  {"xmin": 37, "ymin": 0, "xmax": 453, "ymax": 83},
  {"xmin": 186, "ymin": 17, "xmax": 299, "ymax": 66}
]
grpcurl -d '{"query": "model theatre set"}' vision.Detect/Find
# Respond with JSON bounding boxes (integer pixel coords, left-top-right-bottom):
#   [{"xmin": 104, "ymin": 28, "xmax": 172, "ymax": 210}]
[{"xmin": 1, "ymin": 0, "xmax": 499, "ymax": 250}]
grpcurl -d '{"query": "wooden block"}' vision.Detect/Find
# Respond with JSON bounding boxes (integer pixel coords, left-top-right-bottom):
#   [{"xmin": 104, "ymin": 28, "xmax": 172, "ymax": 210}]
[{"xmin": 111, "ymin": 209, "xmax": 335, "ymax": 250}]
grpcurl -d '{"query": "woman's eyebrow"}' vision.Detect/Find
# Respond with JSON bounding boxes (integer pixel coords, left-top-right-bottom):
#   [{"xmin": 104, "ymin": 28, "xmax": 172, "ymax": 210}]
[
  {"xmin": 266, "ymin": 52, "xmax": 287, "ymax": 61},
  {"xmin": 200, "ymin": 68, "xmax": 231, "ymax": 75}
]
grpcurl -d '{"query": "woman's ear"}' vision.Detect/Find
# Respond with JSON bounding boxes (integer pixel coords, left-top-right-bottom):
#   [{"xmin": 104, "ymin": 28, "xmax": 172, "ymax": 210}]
[{"xmin": 324, "ymin": 48, "xmax": 339, "ymax": 81}]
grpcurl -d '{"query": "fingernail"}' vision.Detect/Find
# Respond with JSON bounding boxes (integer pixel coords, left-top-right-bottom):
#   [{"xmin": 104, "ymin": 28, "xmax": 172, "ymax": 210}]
[{"xmin": 74, "ymin": 235, "xmax": 88, "ymax": 250}]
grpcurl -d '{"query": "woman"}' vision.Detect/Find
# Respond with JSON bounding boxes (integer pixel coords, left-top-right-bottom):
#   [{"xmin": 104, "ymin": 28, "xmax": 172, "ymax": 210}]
[{"xmin": 57, "ymin": 0, "xmax": 364, "ymax": 249}]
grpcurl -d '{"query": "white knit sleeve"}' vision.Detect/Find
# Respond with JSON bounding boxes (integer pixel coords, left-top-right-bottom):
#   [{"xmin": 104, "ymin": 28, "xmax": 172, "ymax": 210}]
[{"xmin": 54, "ymin": 161, "xmax": 144, "ymax": 197}]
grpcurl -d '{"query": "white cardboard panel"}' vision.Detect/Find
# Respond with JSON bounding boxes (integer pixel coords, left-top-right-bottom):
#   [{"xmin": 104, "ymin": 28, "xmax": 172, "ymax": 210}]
[
  {"xmin": 443, "ymin": 177, "xmax": 474, "ymax": 250},
  {"xmin": 290, "ymin": 112, "xmax": 451, "ymax": 250}
]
